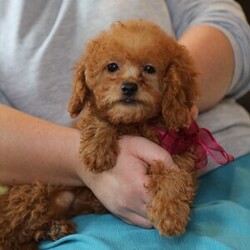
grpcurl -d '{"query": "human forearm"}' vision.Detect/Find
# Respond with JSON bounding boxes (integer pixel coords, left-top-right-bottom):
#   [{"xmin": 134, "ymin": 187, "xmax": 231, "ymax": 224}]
[
  {"xmin": 179, "ymin": 25, "xmax": 234, "ymax": 111},
  {"xmin": 0, "ymin": 104, "xmax": 84, "ymax": 186},
  {"xmin": 0, "ymin": 104, "xmax": 180, "ymax": 228}
]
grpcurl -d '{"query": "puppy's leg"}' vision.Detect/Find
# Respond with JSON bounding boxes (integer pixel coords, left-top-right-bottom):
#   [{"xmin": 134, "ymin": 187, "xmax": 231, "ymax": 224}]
[
  {"xmin": 44, "ymin": 186, "xmax": 107, "ymax": 239},
  {"xmin": 0, "ymin": 183, "xmax": 77, "ymax": 248},
  {"xmin": 19, "ymin": 242, "xmax": 39, "ymax": 250},
  {"xmin": 0, "ymin": 183, "xmax": 107, "ymax": 248},
  {"xmin": 146, "ymin": 158, "xmax": 196, "ymax": 236},
  {"xmin": 66, "ymin": 187, "xmax": 108, "ymax": 216},
  {"xmin": 47, "ymin": 187, "xmax": 107, "ymax": 240},
  {"xmin": 79, "ymin": 117, "xmax": 119, "ymax": 173}
]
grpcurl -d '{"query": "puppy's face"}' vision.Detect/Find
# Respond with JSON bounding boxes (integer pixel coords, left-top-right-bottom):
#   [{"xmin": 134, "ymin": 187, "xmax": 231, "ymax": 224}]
[
  {"xmin": 90, "ymin": 61, "xmax": 163, "ymax": 124},
  {"xmin": 69, "ymin": 20, "xmax": 198, "ymax": 128}
]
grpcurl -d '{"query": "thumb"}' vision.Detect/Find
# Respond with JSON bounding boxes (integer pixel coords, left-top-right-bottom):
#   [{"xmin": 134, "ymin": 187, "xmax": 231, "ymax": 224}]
[{"xmin": 126, "ymin": 136, "xmax": 178, "ymax": 170}]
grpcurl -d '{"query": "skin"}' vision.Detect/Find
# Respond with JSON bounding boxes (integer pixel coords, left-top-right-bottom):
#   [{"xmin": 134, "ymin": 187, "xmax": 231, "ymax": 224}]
[
  {"xmin": 0, "ymin": 104, "xmax": 176, "ymax": 228},
  {"xmin": 179, "ymin": 25, "xmax": 234, "ymax": 112},
  {"xmin": 0, "ymin": 25, "xmax": 234, "ymax": 228}
]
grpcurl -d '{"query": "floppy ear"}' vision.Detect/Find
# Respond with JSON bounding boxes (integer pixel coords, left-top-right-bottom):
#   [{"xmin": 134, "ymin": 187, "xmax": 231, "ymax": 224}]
[
  {"xmin": 162, "ymin": 45, "xmax": 199, "ymax": 130},
  {"xmin": 68, "ymin": 60, "xmax": 88, "ymax": 118}
]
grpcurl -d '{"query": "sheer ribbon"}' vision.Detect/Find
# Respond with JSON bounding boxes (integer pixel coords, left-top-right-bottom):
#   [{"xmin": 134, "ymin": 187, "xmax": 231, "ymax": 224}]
[{"xmin": 154, "ymin": 119, "xmax": 234, "ymax": 169}]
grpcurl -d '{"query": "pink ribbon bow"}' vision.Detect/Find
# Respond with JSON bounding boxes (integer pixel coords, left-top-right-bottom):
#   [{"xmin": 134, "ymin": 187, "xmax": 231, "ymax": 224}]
[{"xmin": 154, "ymin": 119, "xmax": 234, "ymax": 169}]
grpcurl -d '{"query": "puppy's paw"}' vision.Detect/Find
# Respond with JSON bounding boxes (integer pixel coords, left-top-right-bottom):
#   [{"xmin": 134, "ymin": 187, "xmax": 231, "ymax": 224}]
[
  {"xmin": 47, "ymin": 220, "xmax": 76, "ymax": 241},
  {"xmin": 82, "ymin": 149, "xmax": 117, "ymax": 173},
  {"xmin": 80, "ymin": 137, "xmax": 118, "ymax": 173},
  {"xmin": 146, "ymin": 162, "xmax": 195, "ymax": 236},
  {"xmin": 148, "ymin": 200, "xmax": 189, "ymax": 236}
]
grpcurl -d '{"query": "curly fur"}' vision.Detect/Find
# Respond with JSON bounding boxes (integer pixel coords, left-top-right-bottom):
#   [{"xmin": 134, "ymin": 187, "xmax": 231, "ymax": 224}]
[{"xmin": 0, "ymin": 20, "xmax": 200, "ymax": 249}]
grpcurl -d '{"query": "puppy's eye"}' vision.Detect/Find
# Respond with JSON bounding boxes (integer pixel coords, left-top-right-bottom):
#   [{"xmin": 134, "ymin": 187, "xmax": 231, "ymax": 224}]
[
  {"xmin": 143, "ymin": 65, "xmax": 156, "ymax": 74},
  {"xmin": 107, "ymin": 63, "xmax": 119, "ymax": 73}
]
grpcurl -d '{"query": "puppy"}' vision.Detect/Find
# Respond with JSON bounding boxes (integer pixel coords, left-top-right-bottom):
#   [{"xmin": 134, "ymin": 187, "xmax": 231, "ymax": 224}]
[
  {"xmin": 68, "ymin": 19, "xmax": 200, "ymax": 234},
  {"xmin": 0, "ymin": 19, "xmax": 201, "ymax": 249}
]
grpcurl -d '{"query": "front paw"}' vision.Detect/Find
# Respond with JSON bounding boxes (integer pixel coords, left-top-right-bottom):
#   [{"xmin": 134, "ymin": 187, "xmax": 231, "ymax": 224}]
[
  {"xmin": 47, "ymin": 220, "xmax": 76, "ymax": 241},
  {"xmin": 80, "ymin": 137, "xmax": 118, "ymax": 173},
  {"xmin": 146, "ymin": 162, "xmax": 195, "ymax": 236}
]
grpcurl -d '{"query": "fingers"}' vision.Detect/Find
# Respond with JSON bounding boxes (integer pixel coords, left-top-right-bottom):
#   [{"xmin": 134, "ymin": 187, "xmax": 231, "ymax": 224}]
[
  {"xmin": 119, "ymin": 211, "xmax": 154, "ymax": 229},
  {"xmin": 114, "ymin": 181, "xmax": 153, "ymax": 228},
  {"xmin": 117, "ymin": 186, "xmax": 150, "ymax": 221},
  {"xmin": 106, "ymin": 136, "xmax": 180, "ymax": 230},
  {"xmin": 128, "ymin": 136, "xmax": 178, "ymax": 170},
  {"xmin": 113, "ymin": 197, "xmax": 153, "ymax": 229},
  {"xmin": 122, "ymin": 184, "xmax": 153, "ymax": 228}
]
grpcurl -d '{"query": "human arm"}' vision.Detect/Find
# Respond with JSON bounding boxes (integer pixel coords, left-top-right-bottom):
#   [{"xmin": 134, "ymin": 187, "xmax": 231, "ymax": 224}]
[
  {"xmin": 0, "ymin": 104, "xmax": 83, "ymax": 186},
  {"xmin": 179, "ymin": 25, "xmax": 234, "ymax": 111},
  {"xmin": 167, "ymin": 0, "xmax": 250, "ymax": 111},
  {"xmin": 0, "ymin": 104, "xmax": 178, "ymax": 227}
]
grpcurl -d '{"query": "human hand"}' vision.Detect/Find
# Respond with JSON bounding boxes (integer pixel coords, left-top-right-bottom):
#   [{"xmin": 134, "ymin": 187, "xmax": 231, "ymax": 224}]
[{"xmin": 82, "ymin": 135, "xmax": 178, "ymax": 228}]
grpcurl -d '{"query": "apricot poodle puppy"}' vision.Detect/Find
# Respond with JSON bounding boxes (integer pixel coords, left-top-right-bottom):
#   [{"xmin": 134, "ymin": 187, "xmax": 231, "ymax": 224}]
[{"xmin": 0, "ymin": 20, "xmax": 200, "ymax": 249}]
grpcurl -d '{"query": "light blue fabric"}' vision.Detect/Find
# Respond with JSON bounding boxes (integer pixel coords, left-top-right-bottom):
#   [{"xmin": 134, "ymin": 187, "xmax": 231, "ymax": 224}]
[{"xmin": 40, "ymin": 153, "xmax": 250, "ymax": 250}]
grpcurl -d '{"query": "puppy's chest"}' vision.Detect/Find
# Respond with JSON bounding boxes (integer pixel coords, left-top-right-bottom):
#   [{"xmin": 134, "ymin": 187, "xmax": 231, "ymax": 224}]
[{"xmin": 117, "ymin": 121, "xmax": 163, "ymax": 145}]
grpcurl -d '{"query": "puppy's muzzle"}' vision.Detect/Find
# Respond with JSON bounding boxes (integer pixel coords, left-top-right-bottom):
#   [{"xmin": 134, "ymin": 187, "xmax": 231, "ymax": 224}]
[{"xmin": 121, "ymin": 82, "xmax": 138, "ymax": 97}]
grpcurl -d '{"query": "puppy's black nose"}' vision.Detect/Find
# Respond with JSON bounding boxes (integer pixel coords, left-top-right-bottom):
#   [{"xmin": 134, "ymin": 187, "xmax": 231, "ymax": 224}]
[{"xmin": 121, "ymin": 82, "xmax": 138, "ymax": 96}]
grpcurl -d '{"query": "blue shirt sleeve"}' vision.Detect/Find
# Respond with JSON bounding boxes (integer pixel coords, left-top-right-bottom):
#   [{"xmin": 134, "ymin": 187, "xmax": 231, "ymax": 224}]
[{"xmin": 166, "ymin": 0, "xmax": 250, "ymax": 99}]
